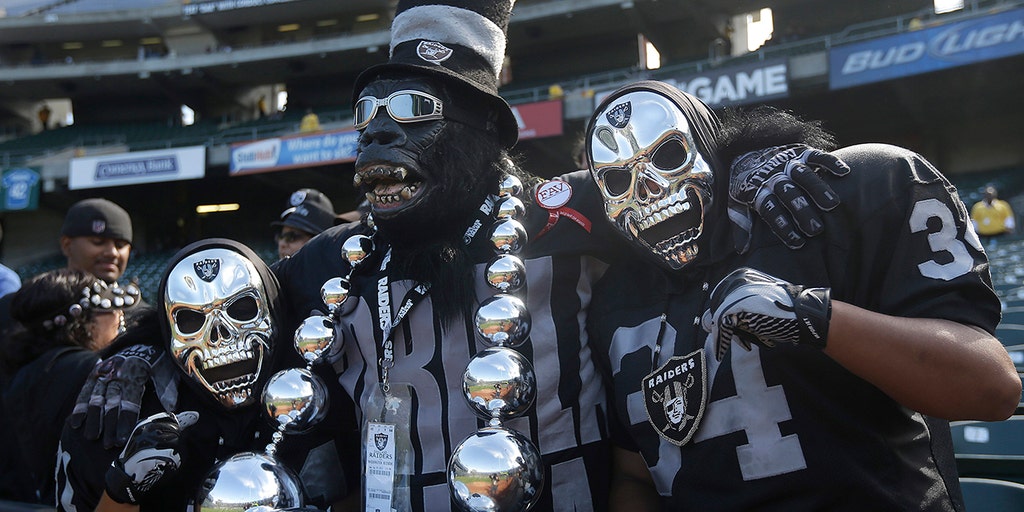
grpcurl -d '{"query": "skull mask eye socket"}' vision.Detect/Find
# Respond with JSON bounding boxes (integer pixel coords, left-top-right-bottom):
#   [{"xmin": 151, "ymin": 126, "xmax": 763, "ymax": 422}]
[
  {"xmin": 226, "ymin": 295, "xmax": 259, "ymax": 323},
  {"xmin": 600, "ymin": 167, "xmax": 633, "ymax": 197},
  {"xmin": 651, "ymin": 138, "xmax": 689, "ymax": 170},
  {"xmin": 174, "ymin": 309, "xmax": 206, "ymax": 335}
]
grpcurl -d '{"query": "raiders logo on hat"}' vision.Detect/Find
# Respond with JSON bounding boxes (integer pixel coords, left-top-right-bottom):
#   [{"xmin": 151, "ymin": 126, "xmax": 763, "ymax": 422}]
[
  {"xmin": 417, "ymin": 41, "xmax": 454, "ymax": 63},
  {"xmin": 642, "ymin": 349, "xmax": 707, "ymax": 446}
]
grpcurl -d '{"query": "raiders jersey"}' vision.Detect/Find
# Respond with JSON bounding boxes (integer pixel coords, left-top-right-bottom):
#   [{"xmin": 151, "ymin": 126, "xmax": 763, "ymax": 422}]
[
  {"xmin": 56, "ymin": 366, "xmax": 353, "ymax": 511},
  {"xmin": 275, "ymin": 170, "xmax": 622, "ymax": 512},
  {"xmin": 589, "ymin": 144, "xmax": 998, "ymax": 511}
]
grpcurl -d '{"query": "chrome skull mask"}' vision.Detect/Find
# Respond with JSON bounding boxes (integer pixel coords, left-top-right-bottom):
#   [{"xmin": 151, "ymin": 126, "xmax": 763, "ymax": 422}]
[
  {"xmin": 164, "ymin": 247, "xmax": 273, "ymax": 409},
  {"xmin": 588, "ymin": 88, "xmax": 715, "ymax": 270}
]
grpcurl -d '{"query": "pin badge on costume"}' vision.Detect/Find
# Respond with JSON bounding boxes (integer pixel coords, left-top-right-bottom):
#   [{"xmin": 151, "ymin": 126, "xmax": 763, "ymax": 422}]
[
  {"xmin": 643, "ymin": 349, "xmax": 707, "ymax": 446},
  {"xmin": 193, "ymin": 259, "xmax": 221, "ymax": 282},
  {"xmin": 535, "ymin": 180, "xmax": 572, "ymax": 209},
  {"xmin": 417, "ymin": 41, "xmax": 453, "ymax": 63}
]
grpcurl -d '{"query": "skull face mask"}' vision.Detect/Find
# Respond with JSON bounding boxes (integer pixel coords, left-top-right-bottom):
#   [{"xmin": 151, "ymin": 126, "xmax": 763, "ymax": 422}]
[
  {"xmin": 588, "ymin": 84, "xmax": 717, "ymax": 270},
  {"xmin": 164, "ymin": 247, "xmax": 274, "ymax": 409}
]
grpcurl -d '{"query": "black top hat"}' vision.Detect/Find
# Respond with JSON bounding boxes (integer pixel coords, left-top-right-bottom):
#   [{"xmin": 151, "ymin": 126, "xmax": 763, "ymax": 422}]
[
  {"xmin": 353, "ymin": 0, "xmax": 519, "ymax": 148},
  {"xmin": 60, "ymin": 198, "xmax": 133, "ymax": 243},
  {"xmin": 271, "ymin": 188, "xmax": 336, "ymax": 236}
]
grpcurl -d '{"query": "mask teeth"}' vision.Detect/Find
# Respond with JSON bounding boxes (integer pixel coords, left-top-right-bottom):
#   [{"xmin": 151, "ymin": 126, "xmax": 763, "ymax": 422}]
[
  {"xmin": 638, "ymin": 190, "xmax": 691, "ymax": 231},
  {"xmin": 200, "ymin": 339, "xmax": 255, "ymax": 369},
  {"xmin": 213, "ymin": 372, "xmax": 257, "ymax": 392}
]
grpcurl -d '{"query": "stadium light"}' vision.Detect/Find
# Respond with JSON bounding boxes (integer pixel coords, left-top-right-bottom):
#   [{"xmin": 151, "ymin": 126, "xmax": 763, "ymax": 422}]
[
  {"xmin": 934, "ymin": 0, "xmax": 964, "ymax": 14},
  {"xmin": 278, "ymin": 23, "xmax": 300, "ymax": 32},
  {"xmin": 196, "ymin": 203, "xmax": 240, "ymax": 214}
]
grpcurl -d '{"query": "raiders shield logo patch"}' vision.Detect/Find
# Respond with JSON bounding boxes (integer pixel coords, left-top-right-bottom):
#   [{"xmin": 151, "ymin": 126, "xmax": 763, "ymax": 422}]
[
  {"xmin": 193, "ymin": 258, "xmax": 220, "ymax": 282},
  {"xmin": 606, "ymin": 101, "xmax": 632, "ymax": 128},
  {"xmin": 643, "ymin": 349, "xmax": 707, "ymax": 446},
  {"xmin": 374, "ymin": 431, "xmax": 389, "ymax": 451},
  {"xmin": 416, "ymin": 41, "xmax": 453, "ymax": 64}
]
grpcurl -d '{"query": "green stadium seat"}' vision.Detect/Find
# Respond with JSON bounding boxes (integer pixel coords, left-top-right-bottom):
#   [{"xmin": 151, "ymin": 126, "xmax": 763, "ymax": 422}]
[
  {"xmin": 951, "ymin": 416, "xmax": 1024, "ymax": 484},
  {"xmin": 959, "ymin": 477, "xmax": 1024, "ymax": 511}
]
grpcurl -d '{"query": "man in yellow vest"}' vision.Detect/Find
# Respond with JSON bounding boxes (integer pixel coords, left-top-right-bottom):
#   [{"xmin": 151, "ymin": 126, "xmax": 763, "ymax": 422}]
[{"xmin": 970, "ymin": 185, "xmax": 1015, "ymax": 248}]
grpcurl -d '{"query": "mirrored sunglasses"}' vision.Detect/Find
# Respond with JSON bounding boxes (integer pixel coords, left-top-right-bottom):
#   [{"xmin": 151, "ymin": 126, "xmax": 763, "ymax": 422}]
[{"xmin": 353, "ymin": 90, "xmax": 445, "ymax": 130}]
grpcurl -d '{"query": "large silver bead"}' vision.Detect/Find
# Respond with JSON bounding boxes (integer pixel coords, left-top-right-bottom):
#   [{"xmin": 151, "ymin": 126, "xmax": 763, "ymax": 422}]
[
  {"xmin": 262, "ymin": 367, "xmax": 329, "ymax": 433},
  {"xmin": 495, "ymin": 196, "xmax": 525, "ymax": 220},
  {"xmin": 194, "ymin": 452, "xmax": 303, "ymax": 511},
  {"xmin": 293, "ymin": 315, "xmax": 336, "ymax": 364},
  {"xmin": 320, "ymin": 277, "xmax": 351, "ymax": 313},
  {"xmin": 497, "ymin": 174, "xmax": 523, "ymax": 198},
  {"xmin": 484, "ymin": 254, "xmax": 526, "ymax": 294},
  {"xmin": 474, "ymin": 294, "xmax": 531, "ymax": 347},
  {"xmin": 489, "ymin": 219, "xmax": 527, "ymax": 255},
  {"xmin": 463, "ymin": 347, "xmax": 536, "ymax": 421},
  {"xmin": 341, "ymin": 234, "xmax": 374, "ymax": 267},
  {"xmin": 448, "ymin": 427, "xmax": 544, "ymax": 512}
]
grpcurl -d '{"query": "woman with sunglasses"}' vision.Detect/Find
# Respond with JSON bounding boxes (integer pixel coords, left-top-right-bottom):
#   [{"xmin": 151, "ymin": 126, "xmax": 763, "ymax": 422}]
[{"xmin": 0, "ymin": 268, "xmax": 139, "ymax": 506}]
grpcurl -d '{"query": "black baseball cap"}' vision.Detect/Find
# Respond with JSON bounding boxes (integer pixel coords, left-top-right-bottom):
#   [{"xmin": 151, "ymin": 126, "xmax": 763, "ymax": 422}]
[
  {"xmin": 60, "ymin": 198, "xmax": 132, "ymax": 243},
  {"xmin": 271, "ymin": 188, "xmax": 336, "ymax": 236}
]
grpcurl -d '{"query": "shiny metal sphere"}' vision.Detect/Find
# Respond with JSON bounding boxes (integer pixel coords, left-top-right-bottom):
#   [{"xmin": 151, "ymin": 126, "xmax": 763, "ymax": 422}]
[
  {"xmin": 488, "ymin": 219, "xmax": 527, "ymax": 255},
  {"xmin": 463, "ymin": 347, "xmax": 536, "ymax": 421},
  {"xmin": 262, "ymin": 368, "xmax": 329, "ymax": 433},
  {"xmin": 497, "ymin": 175, "xmax": 524, "ymax": 198},
  {"xmin": 484, "ymin": 255, "xmax": 526, "ymax": 293},
  {"xmin": 320, "ymin": 277, "xmax": 351, "ymax": 313},
  {"xmin": 293, "ymin": 315, "xmax": 336, "ymax": 364},
  {"xmin": 194, "ymin": 452, "xmax": 304, "ymax": 511},
  {"xmin": 474, "ymin": 294, "xmax": 531, "ymax": 347},
  {"xmin": 341, "ymin": 234, "xmax": 374, "ymax": 267},
  {"xmin": 448, "ymin": 427, "xmax": 545, "ymax": 512},
  {"xmin": 495, "ymin": 196, "xmax": 526, "ymax": 220}
]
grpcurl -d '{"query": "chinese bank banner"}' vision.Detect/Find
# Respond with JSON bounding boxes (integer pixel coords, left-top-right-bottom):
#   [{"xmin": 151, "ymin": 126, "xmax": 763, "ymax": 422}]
[
  {"xmin": 229, "ymin": 129, "xmax": 359, "ymax": 176},
  {"xmin": 1, "ymin": 167, "xmax": 40, "ymax": 212},
  {"xmin": 830, "ymin": 8, "xmax": 1024, "ymax": 89},
  {"xmin": 70, "ymin": 146, "xmax": 206, "ymax": 190}
]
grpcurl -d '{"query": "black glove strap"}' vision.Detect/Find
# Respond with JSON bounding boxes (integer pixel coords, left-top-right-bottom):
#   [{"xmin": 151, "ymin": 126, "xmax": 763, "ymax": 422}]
[
  {"xmin": 789, "ymin": 286, "xmax": 831, "ymax": 349},
  {"xmin": 105, "ymin": 464, "xmax": 140, "ymax": 505}
]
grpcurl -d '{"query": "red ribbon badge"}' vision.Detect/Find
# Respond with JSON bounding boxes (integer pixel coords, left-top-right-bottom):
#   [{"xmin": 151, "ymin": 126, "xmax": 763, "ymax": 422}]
[{"xmin": 535, "ymin": 180, "xmax": 591, "ymax": 237}]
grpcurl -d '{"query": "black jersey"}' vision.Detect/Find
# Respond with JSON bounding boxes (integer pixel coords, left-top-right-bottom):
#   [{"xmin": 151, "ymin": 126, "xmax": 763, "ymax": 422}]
[
  {"xmin": 56, "ymin": 358, "xmax": 355, "ymax": 511},
  {"xmin": 589, "ymin": 144, "xmax": 998, "ymax": 511},
  {"xmin": 275, "ymin": 170, "xmax": 621, "ymax": 512}
]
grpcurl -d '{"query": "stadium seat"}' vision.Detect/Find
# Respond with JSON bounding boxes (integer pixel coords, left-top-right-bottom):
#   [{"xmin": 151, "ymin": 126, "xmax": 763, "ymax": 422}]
[
  {"xmin": 951, "ymin": 416, "xmax": 1024, "ymax": 484},
  {"xmin": 959, "ymin": 477, "xmax": 1024, "ymax": 511}
]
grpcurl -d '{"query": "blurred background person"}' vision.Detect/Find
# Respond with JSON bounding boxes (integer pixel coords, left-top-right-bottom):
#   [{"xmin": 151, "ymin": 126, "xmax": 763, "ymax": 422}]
[
  {"xmin": 971, "ymin": 185, "xmax": 1016, "ymax": 249},
  {"xmin": 0, "ymin": 224, "xmax": 20, "ymax": 299},
  {"xmin": 299, "ymin": 106, "xmax": 321, "ymax": 132},
  {"xmin": 60, "ymin": 198, "xmax": 135, "ymax": 286},
  {"xmin": 272, "ymin": 187, "xmax": 336, "ymax": 260},
  {"xmin": 0, "ymin": 268, "xmax": 139, "ymax": 505}
]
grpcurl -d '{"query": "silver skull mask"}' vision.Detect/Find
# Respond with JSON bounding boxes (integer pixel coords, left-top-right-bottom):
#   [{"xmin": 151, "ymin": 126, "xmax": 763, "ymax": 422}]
[
  {"xmin": 164, "ymin": 248, "xmax": 274, "ymax": 409},
  {"xmin": 588, "ymin": 89, "xmax": 714, "ymax": 270}
]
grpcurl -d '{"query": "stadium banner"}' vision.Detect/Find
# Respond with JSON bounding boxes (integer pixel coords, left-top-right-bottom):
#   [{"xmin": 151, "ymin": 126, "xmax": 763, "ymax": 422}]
[
  {"xmin": 830, "ymin": 7, "xmax": 1024, "ymax": 89},
  {"xmin": 596, "ymin": 58, "xmax": 789, "ymax": 107},
  {"xmin": 1, "ymin": 167, "xmax": 40, "ymax": 212},
  {"xmin": 229, "ymin": 128, "xmax": 359, "ymax": 176},
  {"xmin": 69, "ymin": 146, "xmax": 207, "ymax": 190},
  {"xmin": 183, "ymin": 0, "xmax": 298, "ymax": 16},
  {"xmin": 513, "ymin": 99, "xmax": 564, "ymax": 140}
]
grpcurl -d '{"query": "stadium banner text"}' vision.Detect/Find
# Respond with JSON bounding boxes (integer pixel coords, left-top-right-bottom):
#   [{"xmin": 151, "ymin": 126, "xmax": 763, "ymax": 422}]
[
  {"xmin": 596, "ymin": 58, "xmax": 789, "ymax": 107},
  {"xmin": 830, "ymin": 7, "xmax": 1024, "ymax": 89},
  {"xmin": 229, "ymin": 99, "xmax": 564, "ymax": 176},
  {"xmin": 69, "ymin": 146, "xmax": 206, "ymax": 190}
]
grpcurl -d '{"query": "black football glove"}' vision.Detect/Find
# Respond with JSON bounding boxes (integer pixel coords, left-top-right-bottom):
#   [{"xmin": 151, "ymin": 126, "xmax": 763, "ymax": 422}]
[
  {"xmin": 69, "ymin": 344, "xmax": 162, "ymax": 449},
  {"xmin": 104, "ymin": 412, "xmax": 184, "ymax": 505},
  {"xmin": 702, "ymin": 267, "xmax": 831, "ymax": 361},
  {"xmin": 729, "ymin": 144, "xmax": 850, "ymax": 253}
]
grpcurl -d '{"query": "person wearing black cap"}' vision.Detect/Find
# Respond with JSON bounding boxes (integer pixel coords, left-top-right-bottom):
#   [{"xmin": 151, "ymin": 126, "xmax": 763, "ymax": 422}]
[
  {"xmin": 272, "ymin": 188, "xmax": 337, "ymax": 260},
  {"xmin": 60, "ymin": 198, "xmax": 134, "ymax": 285}
]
